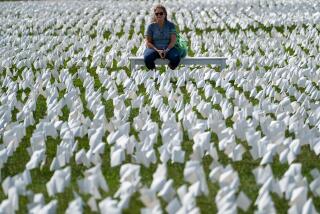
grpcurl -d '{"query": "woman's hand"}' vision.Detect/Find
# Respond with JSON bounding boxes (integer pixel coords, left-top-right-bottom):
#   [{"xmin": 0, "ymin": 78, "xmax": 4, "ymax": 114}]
[
  {"xmin": 159, "ymin": 48, "xmax": 170, "ymax": 59},
  {"xmin": 156, "ymin": 49, "xmax": 165, "ymax": 59}
]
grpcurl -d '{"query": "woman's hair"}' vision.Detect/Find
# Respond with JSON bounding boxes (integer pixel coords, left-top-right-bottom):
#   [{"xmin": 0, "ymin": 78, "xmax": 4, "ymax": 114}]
[{"xmin": 151, "ymin": 4, "xmax": 168, "ymax": 23}]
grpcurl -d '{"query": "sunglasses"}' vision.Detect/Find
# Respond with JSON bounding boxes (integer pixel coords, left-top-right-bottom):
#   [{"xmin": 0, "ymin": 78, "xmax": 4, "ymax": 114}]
[{"xmin": 155, "ymin": 12, "xmax": 164, "ymax": 16}]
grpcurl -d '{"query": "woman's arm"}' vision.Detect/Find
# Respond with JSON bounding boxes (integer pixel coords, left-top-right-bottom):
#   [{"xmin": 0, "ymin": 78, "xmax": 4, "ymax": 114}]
[
  {"xmin": 145, "ymin": 35, "xmax": 165, "ymax": 58},
  {"xmin": 145, "ymin": 36, "xmax": 158, "ymax": 50},
  {"xmin": 168, "ymin": 34, "xmax": 177, "ymax": 49},
  {"xmin": 165, "ymin": 34, "xmax": 177, "ymax": 53}
]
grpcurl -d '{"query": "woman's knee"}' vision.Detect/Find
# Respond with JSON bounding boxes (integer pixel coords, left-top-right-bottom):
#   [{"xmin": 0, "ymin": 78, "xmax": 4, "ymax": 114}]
[
  {"xmin": 168, "ymin": 54, "xmax": 180, "ymax": 64},
  {"xmin": 172, "ymin": 54, "xmax": 180, "ymax": 61},
  {"xmin": 167, "ymin": 49, "xmax": 180, "ymax": 61},
  {"xmin": 144, "ymin": 49, "xmax": 156, "ymax": 62},
  {"xmin": 144, "ymin": 54, "xmax": 154, "ymax": 62}
]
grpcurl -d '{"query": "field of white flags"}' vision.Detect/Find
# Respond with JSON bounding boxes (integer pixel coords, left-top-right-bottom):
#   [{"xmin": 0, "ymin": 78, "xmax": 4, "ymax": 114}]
[{"xmin": 0, "ymin": 0, "xmax": 320, "ymax": 213}]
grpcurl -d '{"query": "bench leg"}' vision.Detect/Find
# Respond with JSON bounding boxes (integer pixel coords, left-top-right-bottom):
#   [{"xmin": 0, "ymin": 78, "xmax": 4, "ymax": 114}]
[
  {"xmin": 221, "ymin": 61, "xmax": 226, "ymax": 70},
  {"xmin": 130, "ymin": 61, "xmax": 135, "ymax": 71}
]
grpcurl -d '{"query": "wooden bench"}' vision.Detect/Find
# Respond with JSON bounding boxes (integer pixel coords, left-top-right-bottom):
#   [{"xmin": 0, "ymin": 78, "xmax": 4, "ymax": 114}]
[{"xmin": 129, "ymin": 57, "xmax": 227, "ymax": 70}]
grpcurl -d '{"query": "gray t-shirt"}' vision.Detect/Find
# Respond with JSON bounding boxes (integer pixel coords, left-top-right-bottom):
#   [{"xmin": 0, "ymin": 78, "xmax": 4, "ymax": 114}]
[{"xmin": 145, "ymin": 20, "xmax": 177, "ymax": 49}]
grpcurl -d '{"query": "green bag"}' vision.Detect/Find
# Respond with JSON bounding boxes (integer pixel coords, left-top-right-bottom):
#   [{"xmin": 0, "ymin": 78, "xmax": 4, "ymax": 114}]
[{"xmin": 174, "ymin": 33, "xmax": 188, "ymax": 58}]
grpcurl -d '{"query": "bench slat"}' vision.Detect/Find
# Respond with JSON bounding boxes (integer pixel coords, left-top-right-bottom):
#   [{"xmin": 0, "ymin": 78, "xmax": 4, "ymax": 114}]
[{"xmin": 129, "ymin": 57, "xmax": 227, "ymax": 70}]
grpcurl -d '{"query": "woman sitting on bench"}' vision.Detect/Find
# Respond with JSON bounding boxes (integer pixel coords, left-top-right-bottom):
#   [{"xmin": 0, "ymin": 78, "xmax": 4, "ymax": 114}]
[{"xmin": 144, "ymin": 4, "xmax": 180, "ymax": 70}]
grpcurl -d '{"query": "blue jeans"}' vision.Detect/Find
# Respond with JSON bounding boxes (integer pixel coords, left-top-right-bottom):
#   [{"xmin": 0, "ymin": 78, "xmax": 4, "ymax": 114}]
[{"xmin": 144, "ymin": 47, "xmax": 181, "ymax": 70}]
